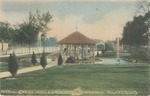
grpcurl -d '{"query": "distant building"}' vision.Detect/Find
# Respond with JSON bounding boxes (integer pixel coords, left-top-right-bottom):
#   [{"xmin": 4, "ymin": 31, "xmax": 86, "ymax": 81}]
[{"xmin": 94, "ymin": 39, "xmax": 105, "ymax": 51}]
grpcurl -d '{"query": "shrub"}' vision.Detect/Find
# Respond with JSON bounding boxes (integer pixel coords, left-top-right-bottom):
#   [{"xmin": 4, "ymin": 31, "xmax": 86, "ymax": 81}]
[
  {"xmin": 8, "ymin": 53, "xmax": 18, "ymax": 77},
  {"xmin": 31, "ymin": 52, "xmax": 37, "ymax": 65},
  {"xmin": 66, "ymin": 56, "xmax": 75, "ymax": 63},
  {"xmin": 40, "ymin": 53, "xmax": 47, "ymax": 69},
  {"xmin": 58, "ymin": 53, "xmax": 63, "ymax": 66}
]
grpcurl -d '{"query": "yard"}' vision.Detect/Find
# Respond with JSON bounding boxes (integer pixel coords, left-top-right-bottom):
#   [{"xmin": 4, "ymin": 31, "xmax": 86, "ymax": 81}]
[{"xmin": 1, "ymin": 63, "xmax": 150, "ymax": 95}]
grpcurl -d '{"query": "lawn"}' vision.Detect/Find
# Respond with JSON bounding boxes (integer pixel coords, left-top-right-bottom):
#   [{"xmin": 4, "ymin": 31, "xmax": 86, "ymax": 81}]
[
  {"xmin": 1, "ymin": 63, "xmax": 150, "ymax": 95},
  {"xmin": 0, "ymin": 52, "xmax": 56, "ymax": 72},
  {"xmin": 0, "ymin": 61, "xmax": 39, "ymax": 72},
  {"xmin": 0, "ymin": 54, "xmax": 37, "ymax": 72}
]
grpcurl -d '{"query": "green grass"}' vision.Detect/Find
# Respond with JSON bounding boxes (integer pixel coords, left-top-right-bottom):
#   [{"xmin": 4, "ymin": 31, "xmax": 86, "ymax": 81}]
[
  {"xmin": 0, "ymin": 62, "xmax": 8, "ymax": 72},
  {"xmin": 0, "ymin": 52, "xmax": 53, "ymax": 72},
  {"xmin": 122, "ymin": 50, "xmax": 149, "ymax": 62},
  {"xmin": 0, "ymin": 61, "xmax": 40, "ymax": 72},
  {"xmin": 1, "ymin": 63, "xmax": 150, "ymax": 95}
]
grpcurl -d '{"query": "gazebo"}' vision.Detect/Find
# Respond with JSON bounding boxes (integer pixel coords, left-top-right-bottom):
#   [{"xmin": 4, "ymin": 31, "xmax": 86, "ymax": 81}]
[{"xmin": 59, "ymin": 31, "xmax": 96, "ymax": 62}]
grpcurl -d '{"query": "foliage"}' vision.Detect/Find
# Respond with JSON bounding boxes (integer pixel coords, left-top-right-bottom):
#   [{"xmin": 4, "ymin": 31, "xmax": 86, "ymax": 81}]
[
  {"xmin": 28, "ymin": 10, "xmax": 53, "ymax": 33},
  {"xmin": 40, "ymin": 52, "xmax": 47, "ymax": 68},
  {"xmin": 121, "ymin": 15, "xmax": 148, "ymax": 46},
  {"xmin": 144, "ymin": 11, "xmax": 150, "ymax": 21},
  {"xmin": 14, "ymin": 22, "xmax": 39, "ymax": 45},
  {"xmin": 58, "ymin": 53, "xmax": 63, "ymax": 66},
  {"xmin": 0, "ymin": 21, "xmax": 16, "ymax": 46},
  {"xmin": 99, "ymin": 52, "xmax": 116, "ymax": 58},
  {"xmin": 122, "ymin": 50, "xmax": 149, "ymax": 62},
  {"xmin": 31, "ymin": 52, "xmax": 37, "ymax": 65},
  {"xmin": 15, "ymin": 10, "xmax": 53, "ymax": 45},
  {"xmin": 135, "ymin": 1, "xmax": 150, "ymax": 17},
  {"xmin": 104, "ymin": 41, "xmax": 114, "ymax": 51},
  {"xmin": 122, "ymin": 1, "xmax": 150, "ymax": 46},
  {"xmin": 8, "ymin": 53, "xmax": 18, "ymax": 77}
]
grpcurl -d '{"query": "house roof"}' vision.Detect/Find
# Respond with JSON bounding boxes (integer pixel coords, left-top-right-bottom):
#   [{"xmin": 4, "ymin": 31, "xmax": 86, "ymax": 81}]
[{"xmin": 59, "ymin": 31, "xmax": 95, "ymax": 44}]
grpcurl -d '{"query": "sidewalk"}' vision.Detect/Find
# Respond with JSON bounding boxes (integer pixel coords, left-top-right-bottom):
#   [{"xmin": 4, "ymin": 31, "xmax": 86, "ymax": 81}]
[{"xmin": 0, "ymin": 61, "xmax": 57, "ymax": 79}]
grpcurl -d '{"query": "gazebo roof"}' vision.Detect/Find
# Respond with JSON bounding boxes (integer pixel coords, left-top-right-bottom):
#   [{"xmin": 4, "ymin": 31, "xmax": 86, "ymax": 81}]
[{"xmin": 59, "ymin": 31, "xmax": 95, "ymax": 44}]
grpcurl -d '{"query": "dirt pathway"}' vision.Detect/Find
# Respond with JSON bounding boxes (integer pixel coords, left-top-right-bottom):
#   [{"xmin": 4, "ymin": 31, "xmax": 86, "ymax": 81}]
[{"xmin": 0, "ymin": 61, "xmax": 57, "ymax": 79}]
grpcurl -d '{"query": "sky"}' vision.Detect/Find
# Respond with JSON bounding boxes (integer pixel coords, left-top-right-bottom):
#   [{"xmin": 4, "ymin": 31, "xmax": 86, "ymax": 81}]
[{"xmin": 0, "ymin": 0, "xmax": 145, "ymax": 41}]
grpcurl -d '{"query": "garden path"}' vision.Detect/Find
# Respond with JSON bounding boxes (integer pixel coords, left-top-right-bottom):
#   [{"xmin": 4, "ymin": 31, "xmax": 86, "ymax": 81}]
[{"xmin": 0, "ymin": 61, "xmax": 57, "ymax": 79}]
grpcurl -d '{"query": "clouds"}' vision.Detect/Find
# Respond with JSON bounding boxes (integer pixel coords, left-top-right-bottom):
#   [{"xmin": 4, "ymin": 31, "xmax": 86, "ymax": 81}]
[
  {"xmin": 0, "ymin": 0, "xmax": 5, "ymax": 21},
  {"xmin": 1, "ymin": 0, "xmax": 145, "ymax": 2},
  {"xmin": 1, "ymin": 1, "xmax": 136, "ymax": 23},
  {"xmin": 49, "ymin": 7, "xmax": 134, "ymax": 41},
  {"xmin": 0, "ymin": 0, "xmax": 137, "ymax": 41}
]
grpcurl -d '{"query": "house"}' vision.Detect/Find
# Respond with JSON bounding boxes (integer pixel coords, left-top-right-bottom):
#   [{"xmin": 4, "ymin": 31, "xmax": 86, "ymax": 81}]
[{"xmin": 94, "ymin": 39, "xmax": 105, "ymax": 54}]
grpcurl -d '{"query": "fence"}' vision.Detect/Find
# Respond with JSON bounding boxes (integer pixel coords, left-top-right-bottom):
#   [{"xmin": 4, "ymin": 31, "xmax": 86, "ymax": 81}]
[{"xmin": 1, "ymin": 46, "xmax": 59, "ymax": 55}]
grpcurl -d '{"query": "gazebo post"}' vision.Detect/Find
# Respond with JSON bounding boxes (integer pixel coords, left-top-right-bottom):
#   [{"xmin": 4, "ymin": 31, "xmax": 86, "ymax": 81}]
[
  {"xmin": 90, "ymin": 44, "xmax": 94, "ymax": 60},
  {"xmin": 60, "ymin": 44, "xmax": 63, "ymax": 53},
  {"xmin": 74, "ymin": 45, "xmax": 76, "ymax": 59},
  {"xmin": 66, "ymin": 44, "xmax": 68, "ymax": 54},
  {"xmin": 68, "ymin": 44, "xmax": 70, "ymax": 56},
  {"xmin": 81, "ymin": 45, "xmax": 84, "ymax": 59},
  {"xmin": 92, "ymin": 44, "xmax": 95, "ymax": 63},
  {"xmin": 83, "ymin": 44, "xmax": 87, "ymax": 58}
]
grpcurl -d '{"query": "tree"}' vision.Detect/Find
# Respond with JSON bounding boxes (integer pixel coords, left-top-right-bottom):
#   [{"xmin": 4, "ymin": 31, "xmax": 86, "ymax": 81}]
[
  {"xmin": 121, "ymin": 15, "xmax": 148, "ymax": 46},
  {"xmin": 58, "ymin": 53, "xmax": 63, "ymax": 66},
  {"xmin": 122, "ymin": 1, "xmax": 150, "ymax": 47},
  {"xmin": 40, "ymin": 53, "xmax": 47, "ymax": 69},
  {"xmin": 15, "ymin": 21, "xmax": 39, "ymax": 54},
  {"xmin": 28, "ymin": 10, "xmax": 53, "ymax": 34},
  {"xmin": 8, "ymin": 53, "xmax": 18, "ymax": 77},
  {"xmin": 135, "ymin": 1, "xmax": 150, "ymax": 17},
  {"xmin": 16, "ymin": 22, "xmax": 38, "ymax": 44},
  {"xmin": 0, "ymin": 21, "xmax": 15, "ymax": 50},
  {"xmin": 31, "ymin": 52, "xmax": 37, "ymax": 65},
  {"xmin": 15, "ymin": 10, "xmax": 53, "ymax": 53},
  {"xmin": 105, "ymin": 41, "xmax": 114, "ymax": 51}
]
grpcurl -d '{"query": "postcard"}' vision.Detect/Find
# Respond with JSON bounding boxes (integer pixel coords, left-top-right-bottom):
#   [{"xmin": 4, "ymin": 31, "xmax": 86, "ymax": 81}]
[{"xmin": 0, "ymin": 0, "xmax": 150, "ymax": 95}]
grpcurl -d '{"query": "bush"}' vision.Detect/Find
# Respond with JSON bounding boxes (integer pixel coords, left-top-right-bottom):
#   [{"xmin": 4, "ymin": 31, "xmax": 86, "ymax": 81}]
[
  {"xmin": 40, "ymin": 53, "xmax": 47, "ymax": 69},
  {"xmin": 99, "ymin": 52, "xmax": 116, "ymax": 58},
  {"xmin": 58, "ymin": 53, "xmax": 63, "ymax": 66},
  {"xmin": 31, "ymin": 52, "xmax": 37, "ymax": 65},
  {"xmin": 8, "ymin": 53, "xmax": 18, "ymax": 77},
  {"xmin": 66, "ymin": 56, "xmax": 75, "ymax": 63},
  {"xmin": 122, "ymin": 50, "xmax": 149, "ymax": 62}
]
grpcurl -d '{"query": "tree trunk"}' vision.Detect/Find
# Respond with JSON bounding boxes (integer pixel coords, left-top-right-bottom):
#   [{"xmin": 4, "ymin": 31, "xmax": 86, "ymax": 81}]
[
  {"xmin": 29, "ymin": 43, "xmax": 31, "ymax": 54},
  {"xmin": 1, "ymin": 42, "xmax": 3, "ymax": 51}
]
